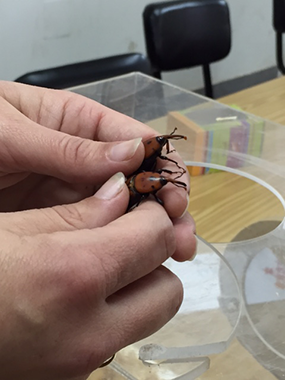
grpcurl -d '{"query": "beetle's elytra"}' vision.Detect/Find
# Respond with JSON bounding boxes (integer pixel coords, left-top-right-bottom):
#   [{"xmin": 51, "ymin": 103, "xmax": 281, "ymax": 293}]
[
  {"xmin": 126, "ymin": 128, "xmax": 188, "ymax": 211},
  {"xmin": 127, "ymin": 171, "xmax": 187, "ymax": 211}
]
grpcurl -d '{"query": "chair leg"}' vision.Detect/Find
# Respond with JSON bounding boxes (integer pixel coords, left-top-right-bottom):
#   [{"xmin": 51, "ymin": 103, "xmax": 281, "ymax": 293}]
[
  {"xmin": 202, "ymin": 64, "xmax": 213, "ymax": 98},
  {"xmin": 276, "ymin": 32, "xmax": 285, "ymax": 75},
  {"xmin": 152, "ymin": 70, "xmax": 162, "ymax": 79}
]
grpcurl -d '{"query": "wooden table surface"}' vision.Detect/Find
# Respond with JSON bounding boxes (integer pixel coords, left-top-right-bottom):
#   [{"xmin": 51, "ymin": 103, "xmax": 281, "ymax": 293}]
[
  {"xmin": 188, "ymin": 77, "xmax": 285, "ymax": 243},
  {"xmin": 219, "ymin": 76, "xmax": 285, "ymax": 126},
  {"xmin": 88, "ymin": 77, "xmax": 285, "ymax": 379},
  {"xmin": 187, "ymin": 169, "xmax": 284, "ymax": 243}
]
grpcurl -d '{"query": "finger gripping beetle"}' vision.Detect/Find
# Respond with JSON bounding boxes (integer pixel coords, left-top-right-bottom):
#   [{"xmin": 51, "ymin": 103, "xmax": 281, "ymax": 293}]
[
  {"xmin": 127, "ymin": 171, "xmax": 187, "ymax": 211},
  {"xmin": 138, "ymin": 128, "xmax": 187, "ymax": 173}
]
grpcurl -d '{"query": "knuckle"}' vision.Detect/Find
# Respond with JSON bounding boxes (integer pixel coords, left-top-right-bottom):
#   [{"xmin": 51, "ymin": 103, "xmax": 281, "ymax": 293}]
[
  {"xmin": 51, "ymin": 204, "xmax": 85, "ymax": 230},
  {"xmin": 160, "ymin": 214, "xmax": 176, "ymax": 259},
  {"xmin": 96, "ymin": 251, "xmax": 122, "ymax": 296},
  {"xmin": 135, "ymin": 204, "xmax": 176, "ymax": 262},
  {"xmin": 58, "ymin": 134, "xmax": 95, "ymax": 171},
  {"xmin": 144, "ymin": 206, "xmax": 176, "ymax": 261},
  {"xmin": 173, "ymin": 272, "xmax": 184, "ymax": 303},
  {"xmin": 160, "ymin": 266, "xmax": 183, "ymax": 315},
  {"xmin": 63, "ymin": 259, "xmax": 103, "ymax": 304}
]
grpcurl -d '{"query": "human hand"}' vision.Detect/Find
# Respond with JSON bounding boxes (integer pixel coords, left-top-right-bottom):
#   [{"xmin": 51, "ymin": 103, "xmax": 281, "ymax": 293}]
[
  {"xmin": 0, "ymin": 81, "xmax": 196, "ymax": 379},
  {"xmin": 0, "ymin": 81, "xmax": 189, "ymax": 218},
  {"xmin": 0, "ymin": 172, "xmax": 196, "ymax": 379}
]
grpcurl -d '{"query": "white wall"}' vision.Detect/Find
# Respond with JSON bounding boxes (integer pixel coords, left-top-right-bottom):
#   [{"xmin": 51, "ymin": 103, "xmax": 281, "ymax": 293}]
[{"xmin": 1, "ymin": 0, "xmax": 276, "ymax": 91}]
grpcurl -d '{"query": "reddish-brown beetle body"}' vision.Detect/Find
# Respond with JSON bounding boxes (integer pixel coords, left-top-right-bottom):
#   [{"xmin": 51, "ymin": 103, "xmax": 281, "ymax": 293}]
[
  {"xmin": 127, "ymin": 171, "xmax": 187, "ymax": 211},
  {"xmin": 137, "ymin": 128, "xmax": 187, "ymax": 173}
]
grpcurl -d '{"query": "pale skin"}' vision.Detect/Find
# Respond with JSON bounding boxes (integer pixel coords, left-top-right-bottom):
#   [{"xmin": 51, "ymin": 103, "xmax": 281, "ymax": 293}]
[{"xmin": 0, "ymin": 81, "xmax": 196, "ymax": 380}]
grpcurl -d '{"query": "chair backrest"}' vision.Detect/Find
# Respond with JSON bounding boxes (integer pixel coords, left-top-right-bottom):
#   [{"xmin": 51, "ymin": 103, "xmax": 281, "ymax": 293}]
[
  {"xmin": 273, "ymin": 0, "xmax": 285, "ymax": 74},
  {"xmin": 143, "ymin": 0, "xmax": 231, "ymax": 73},
  {"xmin": 15, "ymin": 53, "xmax": 152, "ymax": 89},
  {"xmin": 273, "ymin": 0, "xmax": 285, "ymax": 33}
]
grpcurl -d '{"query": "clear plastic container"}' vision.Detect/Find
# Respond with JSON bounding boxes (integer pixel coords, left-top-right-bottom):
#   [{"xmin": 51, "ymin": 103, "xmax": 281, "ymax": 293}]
[{"xmin": 71, "ymin": 73, "xmax": 285, "ymax": 379}]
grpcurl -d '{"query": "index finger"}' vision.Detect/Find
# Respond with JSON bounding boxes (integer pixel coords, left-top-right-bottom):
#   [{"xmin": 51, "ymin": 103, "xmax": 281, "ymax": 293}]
[{"xmin": 0, "ymin": 81, "xmax": 155, "ymax": 142}]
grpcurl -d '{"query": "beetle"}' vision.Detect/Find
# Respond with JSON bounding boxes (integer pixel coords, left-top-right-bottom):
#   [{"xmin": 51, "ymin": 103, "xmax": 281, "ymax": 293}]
[
  {"xmin": 137, "ymin": 128, "xmax": 187, "ymax": 175},
  {"xmin": 127, "ymin": 170, "xmax": 187, "ymax": 211}
]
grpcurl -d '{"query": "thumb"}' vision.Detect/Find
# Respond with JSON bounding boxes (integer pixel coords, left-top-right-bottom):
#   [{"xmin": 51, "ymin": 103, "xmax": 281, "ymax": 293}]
[
  {"xmin": 0, "ymin": 103, "xmax": 144, "ymax": 184},
  {"xmin": 0, "ymin": 173, "xmax": 129, "ymax": 236}
]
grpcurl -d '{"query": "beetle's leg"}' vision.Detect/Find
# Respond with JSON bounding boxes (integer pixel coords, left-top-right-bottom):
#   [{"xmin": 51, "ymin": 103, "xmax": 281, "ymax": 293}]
[
  {"xmin": 127, "ymin": 194, "xmax": 148, "ymax": 212},
  {"xmin": 153, "ymin": 193, "xmax": 164, "ymax": 206},
  {"xmin": 127, "ymin": 198, "xmax": 143, "ymax": 212},
  {"xmin": 128, "ymin": 204, "xmax": 138, "ymax": 212},
  {"xmin": 158, "ymin": 155, "xmax": 186, "ymax": 175},
  {"xmin": 165, "ymin": 139, "xmax": 176, "ymax": 155},
  {"xmin": 156, "ymin": 168, "xmax": 184, "ymax": 179}
]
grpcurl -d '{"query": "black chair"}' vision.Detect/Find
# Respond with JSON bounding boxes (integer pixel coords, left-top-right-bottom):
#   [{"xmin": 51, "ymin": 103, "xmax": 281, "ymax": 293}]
[
  {"xmin": 143, "ymin": 0, "xmax": 231, "ymax": 98},
  {"xmin": 273, "ymin": 0, "xmax": 285, "ymax": 74},
  {"xmin": 15, "ymin": 53, "xmax": 152, "ymax": 89}
]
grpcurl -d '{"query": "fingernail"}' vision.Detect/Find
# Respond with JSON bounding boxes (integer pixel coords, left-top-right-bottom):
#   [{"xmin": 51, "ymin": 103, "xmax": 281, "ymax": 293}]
[
  {"xmin": 189, "ymin": 235, "xmax": 198, "ymax": 261},
  {"xmin": 94, "ymin": 172, "xmax": 126, "ymax": 200},
  {"xmin": 179, "ymin": 194, "xmax": 190, "ymax": 219},
  {"xmin": 109, "ymin": 138, "xmax": 142, "ymax": 162}
]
